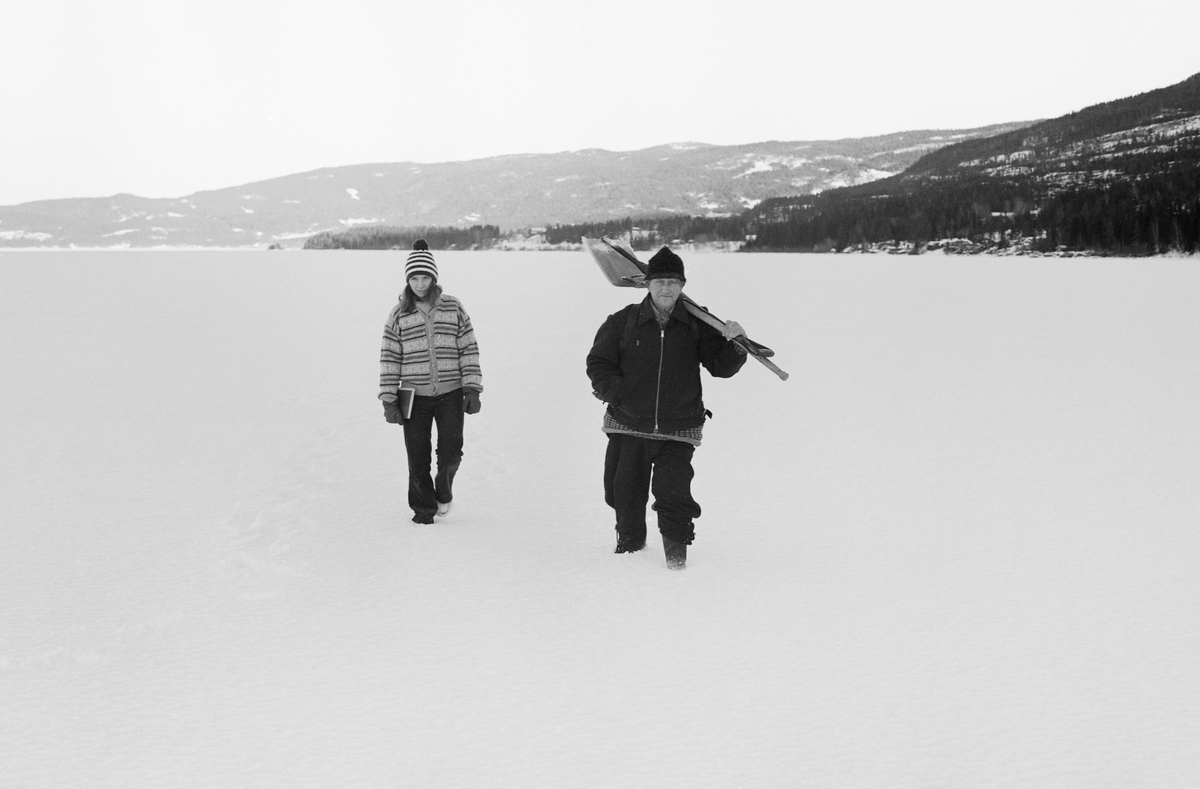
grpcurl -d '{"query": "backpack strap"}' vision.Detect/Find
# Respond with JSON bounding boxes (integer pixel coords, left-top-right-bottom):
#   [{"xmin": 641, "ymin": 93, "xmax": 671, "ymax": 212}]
[{"xmin": 618, "ymin": 306, "xmax": 638, "ymax": 354}]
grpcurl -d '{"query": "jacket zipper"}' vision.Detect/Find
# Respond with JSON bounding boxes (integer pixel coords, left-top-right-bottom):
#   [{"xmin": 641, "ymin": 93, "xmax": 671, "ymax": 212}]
[{"xmin": 654, "ymin": 326, "xmax": 665, "ymax": 432}]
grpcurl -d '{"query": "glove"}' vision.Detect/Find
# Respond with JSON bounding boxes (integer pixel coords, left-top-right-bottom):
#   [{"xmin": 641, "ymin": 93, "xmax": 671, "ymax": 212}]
[
  {"xmin": 462, "ymin": 390, "xmax": 481, "ymax": 415},
  {"xmin": 383, "ymin": 398, "xmax": 405, "ymax": 425}
]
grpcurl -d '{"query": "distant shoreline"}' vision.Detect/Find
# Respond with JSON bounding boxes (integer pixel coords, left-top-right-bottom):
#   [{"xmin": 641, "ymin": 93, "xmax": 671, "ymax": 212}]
[{"xmin": 1, "ymin": 245, "xmax": 1194, "ymax": 259}]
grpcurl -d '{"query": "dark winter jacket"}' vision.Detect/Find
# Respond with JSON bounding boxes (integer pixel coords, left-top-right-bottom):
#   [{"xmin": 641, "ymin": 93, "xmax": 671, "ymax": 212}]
[{"xmin": 587, "ymin": 295, "xmax": 747, "ymax": 434}]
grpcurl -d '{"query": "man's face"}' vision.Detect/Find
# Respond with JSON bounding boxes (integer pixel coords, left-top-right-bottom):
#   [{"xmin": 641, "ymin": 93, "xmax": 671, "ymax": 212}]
[{"xmin": 648, "ymin": 277, "xmax": 683, "ymax": 313}]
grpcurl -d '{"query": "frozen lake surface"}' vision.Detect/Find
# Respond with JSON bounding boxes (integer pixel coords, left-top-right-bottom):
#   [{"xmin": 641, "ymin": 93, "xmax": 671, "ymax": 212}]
[{"xmin": 2, "ymin": 249, "xmax": 1198, "ymax": 787}]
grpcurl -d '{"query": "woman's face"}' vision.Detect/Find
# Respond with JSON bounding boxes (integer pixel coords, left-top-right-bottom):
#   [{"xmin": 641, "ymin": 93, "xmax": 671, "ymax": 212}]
[{"xmin": 409, "ymin": 274, "xmax": 433, "ymax": 298}]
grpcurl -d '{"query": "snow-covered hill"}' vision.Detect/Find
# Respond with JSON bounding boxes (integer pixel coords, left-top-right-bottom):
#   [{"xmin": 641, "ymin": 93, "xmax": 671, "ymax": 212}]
[
  {"xmin": 902, "ymin": 71, "xmax": 1200, "ymax": 190},
  {"xmin": 2, "ymin": 250, "xmax": 1197, "ymax": 787},
  {"xmin": 743, "ymin": 73, "xmax": 1200, "ymax": 255},
  {"xmin": 0, "ymin": 125, "xmax": 1030, "ymax": 248}
]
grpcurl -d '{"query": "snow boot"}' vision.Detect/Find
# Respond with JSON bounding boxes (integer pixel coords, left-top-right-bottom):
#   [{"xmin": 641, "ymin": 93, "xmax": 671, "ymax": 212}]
[
  {"xmin": 437, "ymin": 500, "xmax": 452, "ymax": 516},
  {"xmin": 412, "ymin": 512, "xmax": 435, "ymax": 525},
  {"xmin": 435, "ymin": 462, "xmax": 459, "ymax": 507},
  {"xmin": 662, "ymin": 535, "xmax": 687, "ymax": 570},
  {"xmin": 614, "ymin": 533, "xmax": 646, "ymax": 554}
]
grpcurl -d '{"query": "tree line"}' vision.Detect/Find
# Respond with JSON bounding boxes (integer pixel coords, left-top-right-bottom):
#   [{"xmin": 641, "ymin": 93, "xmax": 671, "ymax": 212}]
[
  {"xmin": 304, "ymin": 224, "xmax": 501, "ymax": 250},
  {"xmin": 742, "ymin": 167, "xmax": 1200, "ymax": 256},
  {"xmin": 542, "ymin": 215, "xmax": 750, "ymax": 249}
]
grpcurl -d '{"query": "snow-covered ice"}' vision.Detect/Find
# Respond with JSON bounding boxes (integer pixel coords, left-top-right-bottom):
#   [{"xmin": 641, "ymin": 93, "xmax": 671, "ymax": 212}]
[{"xmin": 1, "ymin": 250, "xmax": 1198, "ymax": 788}]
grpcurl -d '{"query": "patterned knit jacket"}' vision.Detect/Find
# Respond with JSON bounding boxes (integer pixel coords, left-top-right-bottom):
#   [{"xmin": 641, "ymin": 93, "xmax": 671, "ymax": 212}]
[{"xmin": 379, "ymin": 293, "xmax": 482, "ymax": 401}]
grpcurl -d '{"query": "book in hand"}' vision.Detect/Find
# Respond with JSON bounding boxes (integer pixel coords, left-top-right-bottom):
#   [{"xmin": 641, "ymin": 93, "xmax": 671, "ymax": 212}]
[{"xmin": 395, "ymin": 385, "xmax": 416, "ymax": 420}]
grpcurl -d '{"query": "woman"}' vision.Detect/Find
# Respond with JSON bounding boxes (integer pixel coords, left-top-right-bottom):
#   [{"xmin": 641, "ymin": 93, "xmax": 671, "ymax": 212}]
[{"xmin": 379, "ymin": 240, "xmax": 483, "ymax": 523}]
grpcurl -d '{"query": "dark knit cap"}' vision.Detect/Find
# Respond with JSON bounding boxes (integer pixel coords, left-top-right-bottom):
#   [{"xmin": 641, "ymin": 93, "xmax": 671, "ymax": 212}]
[
  {"xmin": 405, "ymin": 239, "xmax": 438, "ymax": 282},
  {"xmin": 645, "ymin": 247, "xmax": 685, "ymax": 282}
]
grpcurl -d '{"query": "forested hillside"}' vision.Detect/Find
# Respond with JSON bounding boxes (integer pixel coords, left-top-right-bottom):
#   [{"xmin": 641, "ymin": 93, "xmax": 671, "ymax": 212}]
[{"xmin": 741, "ymin": 73, "xmax": 1200, "ymax": 255}]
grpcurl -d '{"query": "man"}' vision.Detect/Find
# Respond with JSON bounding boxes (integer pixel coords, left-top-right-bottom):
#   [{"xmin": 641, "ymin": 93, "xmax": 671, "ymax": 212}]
[{"xmin": 586, "ymin": 246, "xmax": 748, "ymax": 570}]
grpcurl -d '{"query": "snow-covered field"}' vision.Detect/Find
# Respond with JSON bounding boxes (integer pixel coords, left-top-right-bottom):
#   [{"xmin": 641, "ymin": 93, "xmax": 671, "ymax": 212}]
[{"xmin": 2, "ymin": 249, "xmax": 1198, "ymax": 788}]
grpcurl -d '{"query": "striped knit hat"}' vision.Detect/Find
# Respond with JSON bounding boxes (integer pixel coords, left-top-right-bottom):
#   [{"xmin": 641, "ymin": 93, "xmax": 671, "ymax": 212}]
[{"xmin": 405, "ymin": 239, "xmax": 438, "ymax": 282}]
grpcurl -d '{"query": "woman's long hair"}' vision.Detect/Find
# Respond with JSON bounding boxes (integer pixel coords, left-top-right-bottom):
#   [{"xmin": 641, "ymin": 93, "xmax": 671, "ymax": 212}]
[{"xmin": 399, "ymin": 280, "xmax": 442, "ymax": 314}]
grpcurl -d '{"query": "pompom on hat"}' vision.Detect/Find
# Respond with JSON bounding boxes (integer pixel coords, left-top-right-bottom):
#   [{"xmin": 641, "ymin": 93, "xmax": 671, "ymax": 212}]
[
  {"xmin": 405, "ymin": 239, "xmax": 438, "ymax": 282},
  {"xmin": 645, "ymin": 246, "xmax": 685, "ymax": 282}
]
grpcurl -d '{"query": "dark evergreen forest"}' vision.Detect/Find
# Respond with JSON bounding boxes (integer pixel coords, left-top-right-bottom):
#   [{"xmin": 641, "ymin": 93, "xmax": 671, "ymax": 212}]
[
  {"xmin": 303, "ymin": 224, "xmax": 501, "ymax": 250},
  {"xmin": 743, "ymin": 168, "xmax": 1200, "ymax": 255}
]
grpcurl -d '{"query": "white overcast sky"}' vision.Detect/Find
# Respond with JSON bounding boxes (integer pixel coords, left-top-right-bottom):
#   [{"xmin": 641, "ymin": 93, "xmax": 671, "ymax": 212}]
[{"xmin": 2, "ymin": 0, "xmax": 1197, "ymax": 206}]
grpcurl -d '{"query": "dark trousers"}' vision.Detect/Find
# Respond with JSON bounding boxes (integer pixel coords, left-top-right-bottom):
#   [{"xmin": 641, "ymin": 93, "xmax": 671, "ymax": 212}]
[
  {"xmin": 403, "ymin": 389, "xmax": 464, "ymax": 518},
  {"xmin": 603, "ymin": 434, "xmax": 700, "ymax": 545}
]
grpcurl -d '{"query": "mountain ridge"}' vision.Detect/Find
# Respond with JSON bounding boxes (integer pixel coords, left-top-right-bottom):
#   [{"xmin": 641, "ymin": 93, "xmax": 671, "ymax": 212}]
[
  {"xmin": 0, "ymin": 124, "xmax": 1031, "ymax": 249},
  {"xmin": 742, "ymin": 71, "xmax": 1200, "ymax": 255}
]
